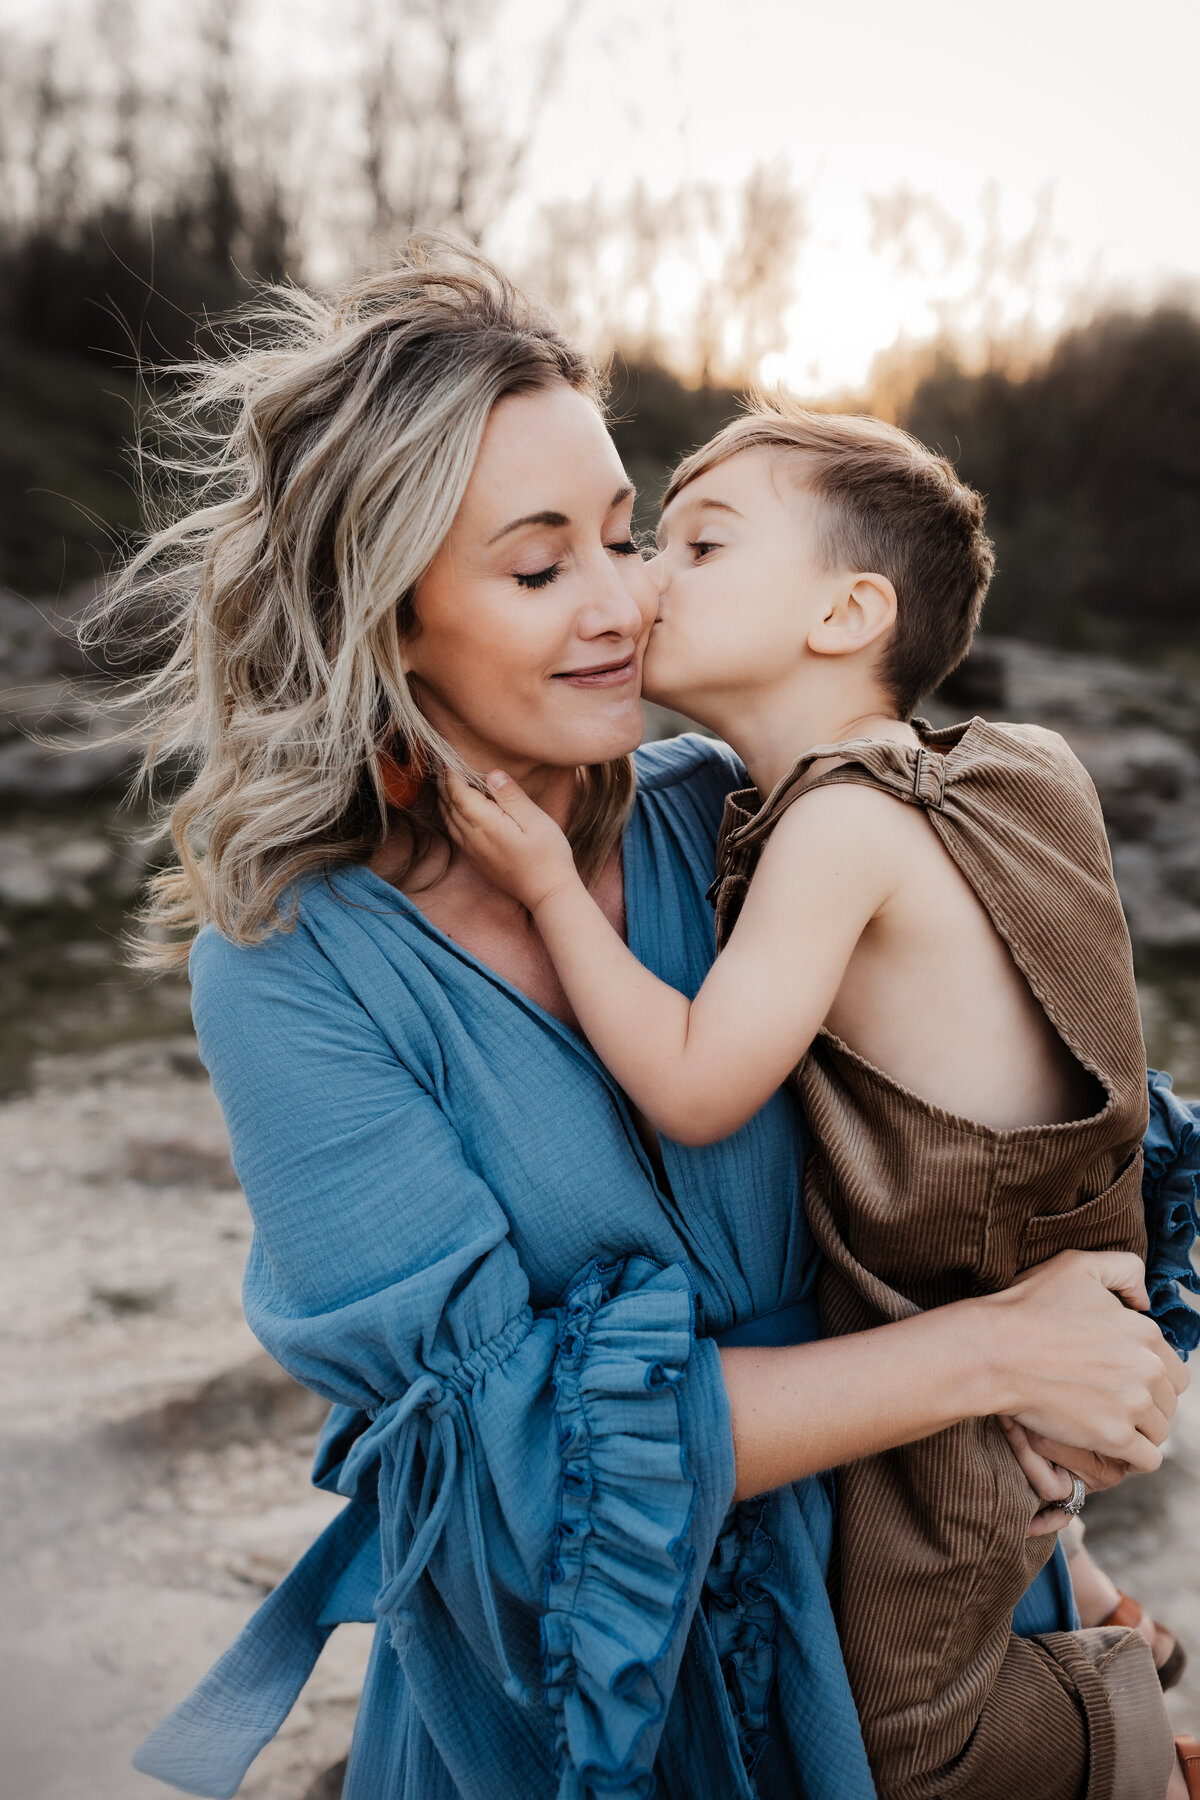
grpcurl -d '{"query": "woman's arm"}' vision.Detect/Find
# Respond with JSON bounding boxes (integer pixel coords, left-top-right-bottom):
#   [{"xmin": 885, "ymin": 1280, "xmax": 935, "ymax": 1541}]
[
  {"xmin": 178, "ymin": 924, "xmax": 738, "ymax": 1800},
  {"xmin": 721, "ymin": 1248, "xmax": 1187, "ymax": 1501}
]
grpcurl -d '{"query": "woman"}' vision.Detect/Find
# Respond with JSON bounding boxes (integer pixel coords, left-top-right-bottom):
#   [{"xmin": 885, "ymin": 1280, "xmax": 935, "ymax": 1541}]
[{"xmin": 116, "ymin": 240, "xmax": 1196, "ymax": 1800}]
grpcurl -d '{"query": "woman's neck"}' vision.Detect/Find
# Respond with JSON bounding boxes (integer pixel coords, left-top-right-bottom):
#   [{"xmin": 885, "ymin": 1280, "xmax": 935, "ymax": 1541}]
[{"xmin": 369, "ymin": 755, "xmax": 579, "ymax": 898}]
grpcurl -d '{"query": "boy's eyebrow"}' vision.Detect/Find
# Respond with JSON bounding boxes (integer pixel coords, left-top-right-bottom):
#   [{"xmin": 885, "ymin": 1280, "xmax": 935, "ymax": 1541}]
[
  {"xmin": 657, "ymin": 495, "xmax": 743, "ymax": 548},
  {"xmin": 489, "ymin": 484, "xmax": 634, "ymax": 546}
]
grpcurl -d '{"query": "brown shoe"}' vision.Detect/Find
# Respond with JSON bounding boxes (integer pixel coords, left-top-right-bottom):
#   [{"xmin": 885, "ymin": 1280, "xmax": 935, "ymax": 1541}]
[
  {"xmin": 1104, "ymin": 1590, "xmax": 1188, "ymax": 1692},
  {"xmin": 1177, "ymin": 1736, "xmax": 1200, "ymax": 1799}
]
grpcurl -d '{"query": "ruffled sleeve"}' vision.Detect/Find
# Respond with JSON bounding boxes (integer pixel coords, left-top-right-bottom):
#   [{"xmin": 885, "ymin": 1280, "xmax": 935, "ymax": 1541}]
[
  {"xmin": 133, "ymin": 924, "xmax": 735, "ymax": 1800},
  {"xmin": 1143, "ymin": 1068, "xmax": 1200, "ymax": 1358},
  {"xmin": 542, "ymin": 1258, "xmax": 717, "ymax": 1798}
]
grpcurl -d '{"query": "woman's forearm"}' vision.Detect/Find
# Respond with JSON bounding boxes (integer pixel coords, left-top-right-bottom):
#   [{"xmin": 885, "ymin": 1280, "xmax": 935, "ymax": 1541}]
[
  {"xmin": 721, "ymin": 1299, "xmax": 997, "ymax": 1500},
  {"xmin": 721, "ymin": 1250, "xmax": 1187, "ymax": 1502}
]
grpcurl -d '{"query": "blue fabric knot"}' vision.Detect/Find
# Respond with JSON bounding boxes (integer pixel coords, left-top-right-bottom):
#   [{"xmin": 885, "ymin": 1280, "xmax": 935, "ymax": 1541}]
[{"xmin": 1144, "ymin": 1070, "xmax": 1200, "ymax": 1358}]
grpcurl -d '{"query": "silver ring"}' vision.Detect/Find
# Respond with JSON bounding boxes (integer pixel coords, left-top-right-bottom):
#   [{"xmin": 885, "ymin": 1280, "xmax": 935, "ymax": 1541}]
[{"xmin": 1062, "ymin": 1475, "xmax": 1087, "ymax": 1517}]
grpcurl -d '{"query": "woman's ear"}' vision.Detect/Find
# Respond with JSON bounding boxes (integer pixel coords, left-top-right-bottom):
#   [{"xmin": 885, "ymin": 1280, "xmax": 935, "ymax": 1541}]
[{"xmin": 807, "ymin": 573, "xmax": 898, "ymax": 659}]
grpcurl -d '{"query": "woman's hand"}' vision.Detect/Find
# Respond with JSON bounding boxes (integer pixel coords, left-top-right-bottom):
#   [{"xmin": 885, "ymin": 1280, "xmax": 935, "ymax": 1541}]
[
  {"xmin": 999, "ymin": 1417, "xmax": 1131, "ymax": 1536},
  {"xmin": 976, "ymin": 1249, "xmax": 1188, "ymax": 1472},
  {"xmin": 442, "ymin": 768, "xmax": 580, "ymax": 913}
]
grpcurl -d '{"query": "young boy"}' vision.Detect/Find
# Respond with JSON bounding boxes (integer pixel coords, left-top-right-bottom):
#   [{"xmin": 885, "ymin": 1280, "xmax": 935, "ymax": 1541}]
[{"xmin": 445, "ymin": 402, "xmax": 1191, "ymax": 1799}]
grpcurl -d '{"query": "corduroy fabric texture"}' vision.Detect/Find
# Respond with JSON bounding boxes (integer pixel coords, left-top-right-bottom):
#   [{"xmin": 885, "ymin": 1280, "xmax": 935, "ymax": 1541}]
[{"xmin": 712, "ymin": 717, "xmax": 1165, "ymax": 1800}]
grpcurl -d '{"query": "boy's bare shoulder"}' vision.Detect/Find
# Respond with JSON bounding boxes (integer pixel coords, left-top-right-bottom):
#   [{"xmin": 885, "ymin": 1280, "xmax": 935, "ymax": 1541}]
[{"xmin": 767, "ymin": 777, "xmax": 928, "ymax": 858}]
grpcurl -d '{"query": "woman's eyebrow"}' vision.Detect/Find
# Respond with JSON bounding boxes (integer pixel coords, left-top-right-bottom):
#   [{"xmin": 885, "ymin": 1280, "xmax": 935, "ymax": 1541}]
[
  {"xmin": 488, "ymin": 509, "xmax": 569, "ymax": 544},
  {"xmin": 488, "ymin": 485, "xmax": 633, "ymax": 546}
]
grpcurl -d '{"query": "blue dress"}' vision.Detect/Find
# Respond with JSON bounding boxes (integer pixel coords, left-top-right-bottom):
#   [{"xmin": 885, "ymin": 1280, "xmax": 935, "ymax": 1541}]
[{"xmin": 133, "ymin": 734, "xmax": 1200, "ymax": 1800}]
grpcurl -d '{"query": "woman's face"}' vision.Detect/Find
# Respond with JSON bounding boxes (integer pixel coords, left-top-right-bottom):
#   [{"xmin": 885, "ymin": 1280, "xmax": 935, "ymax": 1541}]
[{"xmin": 404, "ymin": 384, "xmax": 656, "ymax": 777}]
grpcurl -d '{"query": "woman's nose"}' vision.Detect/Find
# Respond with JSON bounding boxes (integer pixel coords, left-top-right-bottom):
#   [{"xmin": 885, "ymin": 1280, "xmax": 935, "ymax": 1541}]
[{"xmin": 579, "ymin": 554, "xmax": 653, "ymax": 641}]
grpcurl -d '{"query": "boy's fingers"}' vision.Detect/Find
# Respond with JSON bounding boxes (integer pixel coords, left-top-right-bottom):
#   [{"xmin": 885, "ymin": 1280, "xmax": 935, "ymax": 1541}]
[
  {"xmin": 485, "ymin": 770, "xmax": 538, "ymax": 820},
  {"xmin": 442, "ymin": 768, "xmax": 480, "ymax": 814},
  {"xmin": 444, "ymin": 768, "xmax": 507, "ymax": 828}
]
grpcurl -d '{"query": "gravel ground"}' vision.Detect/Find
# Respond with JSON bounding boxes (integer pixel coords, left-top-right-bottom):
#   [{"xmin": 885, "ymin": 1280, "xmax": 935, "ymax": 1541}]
[
  {"xmin": 0, "ymin": 1040, "xmax": 370, "ymax": 1800},
  {"xmin": 1, "ymin": 1037, "xmax": 1197, "ymax": 1800}
]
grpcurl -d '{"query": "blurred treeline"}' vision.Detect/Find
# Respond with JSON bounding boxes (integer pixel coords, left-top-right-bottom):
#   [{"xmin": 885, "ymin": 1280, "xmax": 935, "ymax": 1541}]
[{"xmin": 1, "ymin": 0, "xmax": 1198, "ymax": 662}]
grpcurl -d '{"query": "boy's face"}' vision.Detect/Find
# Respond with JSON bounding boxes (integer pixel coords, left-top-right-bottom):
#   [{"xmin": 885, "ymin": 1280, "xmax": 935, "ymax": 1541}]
[{"xmin": 644, "ymin": 447, "xmax": 840, "ymax": 715}]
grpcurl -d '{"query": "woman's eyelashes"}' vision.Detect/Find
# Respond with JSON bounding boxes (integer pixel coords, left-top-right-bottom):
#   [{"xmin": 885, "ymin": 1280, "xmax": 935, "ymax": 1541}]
[
  {"xmin": 512, "ymin": 540, "xmax": 640, "ymax": 589},
  {"xmin": 514, "ymin": 563, "xmax": 562, "ymax": 590}
]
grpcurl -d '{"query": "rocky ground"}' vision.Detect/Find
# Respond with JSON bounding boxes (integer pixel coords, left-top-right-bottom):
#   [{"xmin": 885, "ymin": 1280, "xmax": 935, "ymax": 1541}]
[
  {"xmin": 0, "ymin": 1038, "xmax": 371, "ymax": 1800},
  {"xmin": 4, "ymin": 613, "xmax": 1200, "ymax": 1797}
]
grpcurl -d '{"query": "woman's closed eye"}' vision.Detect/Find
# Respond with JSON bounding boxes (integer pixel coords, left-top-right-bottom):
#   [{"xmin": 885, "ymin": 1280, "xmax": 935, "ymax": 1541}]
[
  {"xmin": 513, "ymin": 539, "xmax": 639, "ymax": 589},
  {"xmin": 514, "ymin": 563, "xmax": 562, "ymax": 590}
]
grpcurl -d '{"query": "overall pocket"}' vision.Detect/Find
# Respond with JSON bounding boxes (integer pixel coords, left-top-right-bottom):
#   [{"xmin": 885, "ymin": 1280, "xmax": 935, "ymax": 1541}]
[{"xmin": 1018, "ymin": 1147, "xmax": 1146, "ymax": 1267}]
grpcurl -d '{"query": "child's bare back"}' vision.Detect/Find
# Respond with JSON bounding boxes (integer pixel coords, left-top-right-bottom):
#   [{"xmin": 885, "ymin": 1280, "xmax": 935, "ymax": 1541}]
[{"xmin": 804, "ymin": 769, "xmax": 1100, "ymax": 1131}]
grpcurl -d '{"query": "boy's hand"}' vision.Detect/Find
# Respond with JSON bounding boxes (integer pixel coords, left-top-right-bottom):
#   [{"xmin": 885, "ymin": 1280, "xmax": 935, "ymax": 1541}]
[
  {"xmin": 442, "ymin": 768, "xmax": 579, "ymax": 913},
  {"xmin": 999, "ymin": 1416, "xmax": 1131, "ymax": 1535}
]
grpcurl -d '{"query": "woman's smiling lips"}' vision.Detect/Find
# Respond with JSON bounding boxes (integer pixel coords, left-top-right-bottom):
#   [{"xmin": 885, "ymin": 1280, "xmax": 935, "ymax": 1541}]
[{"xmin": 552, "ymin": 654, "xmax": 637, "ymax": 688}]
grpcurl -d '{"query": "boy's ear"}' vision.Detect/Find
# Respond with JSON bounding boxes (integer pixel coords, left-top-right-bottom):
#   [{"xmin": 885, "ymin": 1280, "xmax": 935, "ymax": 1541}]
[{"xmin": 807, "ymin": 573, "xmax": 897, "ymax": 659}]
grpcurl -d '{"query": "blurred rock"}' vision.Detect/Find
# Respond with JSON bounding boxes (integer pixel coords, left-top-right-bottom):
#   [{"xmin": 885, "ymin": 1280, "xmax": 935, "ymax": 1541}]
[
  {"xmin": 91, "ymin": 1282, "xmax": 175, "ymax": 1317},
  {"xmin": 927, "ymin": 636, "xmax": 1200, "ymax": 957},
  {"xmin": 0, "ymin": 587, "xmax": 96, "ymax": 684},
  {"xmin": 118, "ymin": 1351, "xmax": 330, "ymax": 1453},
  {"xmin": 1111, "ymin": 844, "xmax": 1200, "ymax": 953},
  {"xmin": 0, "ymin": 692, "xmax": 139, "ymax": 802},
  {"xmin": 0, "ymin": 821, "xmax": 147, "ymax": 911},
  {"xmin": 124, "ymin": 1127, "xmax": 238, "ymax": 1187},
  {"xmin": 933, "ymin": 642, "xmax": 1008, "ymax": 711},
  {"xmin": 0, "ymin": 834, "xmax": 58, "ymax": 906},
  {"xmin": 304, "ymin": 1758, "xmax": 347, "ymax": 1800}
]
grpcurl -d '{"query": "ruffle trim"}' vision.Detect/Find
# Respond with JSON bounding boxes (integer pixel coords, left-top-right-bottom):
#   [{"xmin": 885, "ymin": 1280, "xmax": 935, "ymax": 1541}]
[
  {"xmin": 704, "ymin": 1497, "xmax": 779, "ymax": 1776},
  {"xmin": 1144, "ymin": 1069, "xmax": 1200, "ymax": 1358},
  {"xmin": 542, "ymin": 1257, "xmax": 700, "ymax": 1800}
]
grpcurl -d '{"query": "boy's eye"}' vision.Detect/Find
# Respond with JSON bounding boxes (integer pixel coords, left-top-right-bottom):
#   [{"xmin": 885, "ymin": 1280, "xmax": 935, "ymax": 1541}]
[
  {"xmin": 515, "ymin": 564, "xmax": 562, "ymax": 590},
  {"xmin": 689, "ymin": 540, "xmax": 720, "ymax": 560}
]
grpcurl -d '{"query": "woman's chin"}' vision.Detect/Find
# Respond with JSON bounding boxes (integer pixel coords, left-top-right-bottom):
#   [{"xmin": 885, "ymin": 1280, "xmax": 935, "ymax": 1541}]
[{"xmin": 554, "ymin": 690, "xmax": 646, "ymax": 762}]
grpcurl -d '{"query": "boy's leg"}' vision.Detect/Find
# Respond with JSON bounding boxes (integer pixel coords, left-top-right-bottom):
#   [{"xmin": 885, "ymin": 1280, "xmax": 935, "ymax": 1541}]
[
  {"xmin": 887, "ymin": 1627, "xmax": 1175, "ymax": 1800},
  {"xmin": 835, "ymin": 1420, "xmax": 1177, "ymax": 1800}
]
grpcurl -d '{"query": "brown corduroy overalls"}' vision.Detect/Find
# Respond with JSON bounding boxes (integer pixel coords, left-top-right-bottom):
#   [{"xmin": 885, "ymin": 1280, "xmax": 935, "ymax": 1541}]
[{"xmin": 712, "ymin": 717, "xmax": 1173, "ymax": 1800}]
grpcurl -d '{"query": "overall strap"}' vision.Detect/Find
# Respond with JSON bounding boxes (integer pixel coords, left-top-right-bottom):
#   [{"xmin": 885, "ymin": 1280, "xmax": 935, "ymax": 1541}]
[{"xmin": 723, "ymin": 735, "xmax": 945, "ymax": 863}]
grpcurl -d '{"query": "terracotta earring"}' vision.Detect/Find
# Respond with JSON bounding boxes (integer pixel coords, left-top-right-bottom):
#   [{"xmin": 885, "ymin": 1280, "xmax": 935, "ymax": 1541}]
[{"xmin": 377, "ymin": 742, "xmax": 425, "ymax": 810}]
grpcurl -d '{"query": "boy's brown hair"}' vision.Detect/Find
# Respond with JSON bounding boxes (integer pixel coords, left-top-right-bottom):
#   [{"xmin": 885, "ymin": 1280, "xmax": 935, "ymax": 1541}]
[{"xmin": 662, "ymin": 399, "xmax": 995, "ymax": 718}]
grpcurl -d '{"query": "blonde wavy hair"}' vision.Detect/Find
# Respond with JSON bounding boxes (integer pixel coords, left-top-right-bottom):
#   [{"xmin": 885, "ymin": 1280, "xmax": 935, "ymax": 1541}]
[{"xmin": 91, "ymin": 236, "xmax": 635, "ymax": 968}]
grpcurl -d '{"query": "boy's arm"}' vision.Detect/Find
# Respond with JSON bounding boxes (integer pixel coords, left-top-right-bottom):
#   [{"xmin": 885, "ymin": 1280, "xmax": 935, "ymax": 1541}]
[{"xmin": 444, "ymin": 770, "xmax": 896, "ymax": 1145}]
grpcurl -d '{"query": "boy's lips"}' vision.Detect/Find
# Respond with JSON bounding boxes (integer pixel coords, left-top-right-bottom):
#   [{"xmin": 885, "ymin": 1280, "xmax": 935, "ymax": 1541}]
[{"xmin": 552, "ymin": 655, "xmax": 637, "ymax": 689}]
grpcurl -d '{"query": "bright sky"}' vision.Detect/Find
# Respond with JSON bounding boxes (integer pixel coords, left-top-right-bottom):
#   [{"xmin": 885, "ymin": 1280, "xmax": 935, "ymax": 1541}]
[
  {"xmin": 4, "ymin": 0, "xmax": 1197, "ymax": 392},
  {"xmin": 507, "ymin": 0, "xmax": 1200, "ymax": 389}
]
